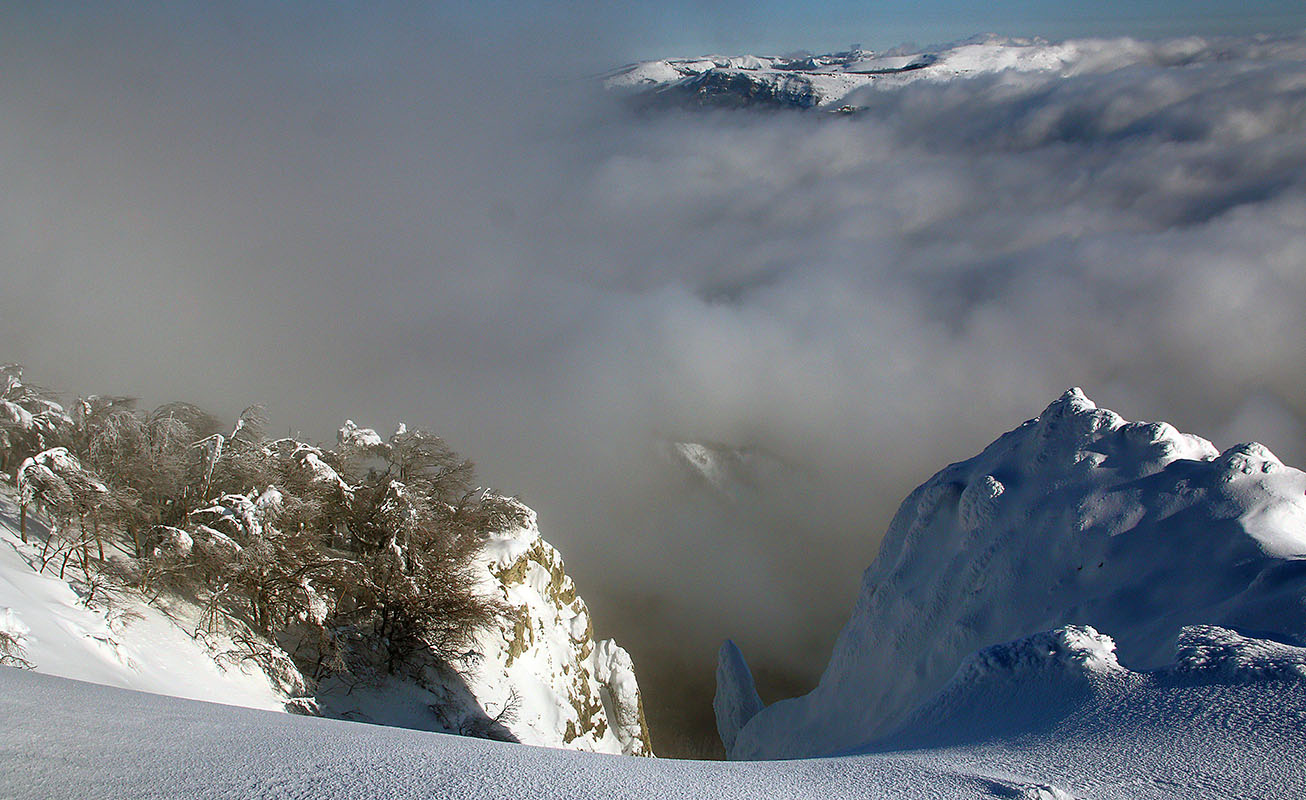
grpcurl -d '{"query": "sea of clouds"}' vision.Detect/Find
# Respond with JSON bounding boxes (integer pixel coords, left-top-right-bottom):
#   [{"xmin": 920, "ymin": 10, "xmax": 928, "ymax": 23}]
[{"xmin": 2, "ymin": 7, "xmax": 1304, "ymax": 751}]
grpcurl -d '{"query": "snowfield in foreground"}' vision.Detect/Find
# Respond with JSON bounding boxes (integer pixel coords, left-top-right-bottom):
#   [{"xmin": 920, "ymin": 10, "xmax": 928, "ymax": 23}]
[{"xmin": 3, "ymin": 629, "xmax": 1305, "ymax": 799}]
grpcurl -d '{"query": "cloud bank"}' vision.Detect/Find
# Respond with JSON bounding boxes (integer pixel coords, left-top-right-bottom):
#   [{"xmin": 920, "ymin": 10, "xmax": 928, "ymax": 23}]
[{"xmin": 2, "ymin": 9, "xmax": 1305, "ymax": 751}]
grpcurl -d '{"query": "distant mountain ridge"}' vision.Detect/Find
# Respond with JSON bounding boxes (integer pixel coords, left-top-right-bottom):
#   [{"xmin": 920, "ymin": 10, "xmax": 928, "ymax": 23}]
[{"xmin": 606, "ymin": 35, "xmax": 1260, "ymax": 110}]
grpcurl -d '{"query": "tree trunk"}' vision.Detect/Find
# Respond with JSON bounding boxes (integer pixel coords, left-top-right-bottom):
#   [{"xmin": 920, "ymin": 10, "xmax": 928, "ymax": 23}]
[
  {"xmin": 19, "ymin": 503, "xmax": 26, "ymax": 544},
  {"xmin": 40, "ymin": 523, "xmax": 54, "ymax": 565},
  {"xmin": 80, "ymin": 513, "xmax": 90, "ymax": 571}
]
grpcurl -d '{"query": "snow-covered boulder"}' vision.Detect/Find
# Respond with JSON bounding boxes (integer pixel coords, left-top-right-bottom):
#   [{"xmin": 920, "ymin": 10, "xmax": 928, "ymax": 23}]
[
  {"xmin": 337, "ymin": 420, "xmax": 387, "ymax": 455},
  {"xmin": 148, "ymin": 526, "xmax": 194, "ymax": 560},
  {"xmin": 728, "ymin": 388, "xmax": 1306, "ymax": 759}
]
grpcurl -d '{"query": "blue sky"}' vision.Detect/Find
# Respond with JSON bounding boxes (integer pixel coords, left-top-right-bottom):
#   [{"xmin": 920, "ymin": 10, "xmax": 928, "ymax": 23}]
[
  {"xmin": 9, "ymin": 2, "xmax": 1305, "ymax": 69},
  {"xmin": 615, "ymin": 0, "xmax": 1306, "ymax": 57},
  {"xmin": 363, "ymin": 0, "xmax": 1306, "ymax": 65}
]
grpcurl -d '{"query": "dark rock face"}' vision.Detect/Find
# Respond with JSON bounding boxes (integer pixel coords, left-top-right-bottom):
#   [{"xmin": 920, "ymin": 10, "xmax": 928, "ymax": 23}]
[{"xmin": 633, "ymin": 70, "xmax": 819, "ymax": 111}]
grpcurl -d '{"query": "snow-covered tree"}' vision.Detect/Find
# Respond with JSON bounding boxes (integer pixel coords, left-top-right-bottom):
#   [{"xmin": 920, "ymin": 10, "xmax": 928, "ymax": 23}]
[
  {"xmin": 1, "ymin": 364, "xmax": 73, "ymax": 477},
  {"xmin": 17, "ymin": 447, "xmax": 110, "ymax": 573}
]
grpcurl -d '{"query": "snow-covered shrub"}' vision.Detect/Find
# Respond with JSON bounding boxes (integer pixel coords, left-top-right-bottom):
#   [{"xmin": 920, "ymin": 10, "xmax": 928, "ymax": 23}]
[
  {"xmin": 0, "ymin": 607, "xmax": 33, "ymax": 669},
  {"xmin": 0, "ymin": 364, "xmax": 531, "ymax": 744}
]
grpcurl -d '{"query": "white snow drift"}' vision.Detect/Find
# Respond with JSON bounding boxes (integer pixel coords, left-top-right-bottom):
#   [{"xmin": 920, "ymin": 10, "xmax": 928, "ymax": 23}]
[{"xmin": 4, "ymin": 611, "xmax": 1305, "ymax": 798}]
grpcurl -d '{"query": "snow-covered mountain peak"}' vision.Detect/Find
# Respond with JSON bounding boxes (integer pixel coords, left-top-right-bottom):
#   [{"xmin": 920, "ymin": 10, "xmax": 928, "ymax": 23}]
[{"xmin": 727, "ymin": 388, "xmax": 1306, "ymax": 759}]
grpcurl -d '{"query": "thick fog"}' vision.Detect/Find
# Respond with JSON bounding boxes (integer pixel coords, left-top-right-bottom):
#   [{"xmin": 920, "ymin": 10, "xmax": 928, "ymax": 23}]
[{"xmin": 4, "ymin": 8, "xmax": 1306, "ymax": 753}]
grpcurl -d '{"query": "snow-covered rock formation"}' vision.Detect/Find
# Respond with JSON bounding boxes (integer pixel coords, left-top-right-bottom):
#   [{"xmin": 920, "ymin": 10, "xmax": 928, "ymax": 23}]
[
  {"xmin": 662, "ymin": 441, "xmax": 789, "ymax": 501},
  {"xmin": 713, "ymin": 639, "xmax": 763, "ymax": 754},
  {"xmin": 315, "ymin": 422, "xmax": 651, "ymax": 755},
  {"xmin": 462, "ymin": 500, "xmax": 651, "ymax": 755},
  {"xmin": 724, "ymin": 388, "xmax": 1306, "ymax": 759}
]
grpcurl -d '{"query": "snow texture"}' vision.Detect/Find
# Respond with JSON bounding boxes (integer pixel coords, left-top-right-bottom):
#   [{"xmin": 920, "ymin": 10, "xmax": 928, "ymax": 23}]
[
  {"xmin": 730, "ymin": 389, "xmax": 1306, "ymax": 759},
  {"xmin": 4, "ymin": 635, "xmax": 1306, "ymax": 799}
]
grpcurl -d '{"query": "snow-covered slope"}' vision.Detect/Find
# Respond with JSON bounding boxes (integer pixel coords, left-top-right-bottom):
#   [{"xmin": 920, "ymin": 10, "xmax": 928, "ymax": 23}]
[
  {"xmin": 726, "ymin": 388, "xmax": 1306, "ymax": 759},
  {"xmin": 0, "ymin": 476, "xmax": 649, "ymax": 755},
  {"xmin": 606, "ymin": 35, "xmax": 1247, "ymax": 109},
  {"xmin": 5, "ymin": 634, "xmax": 1306, "ymax": 799},
  {"xmin": 662, "ymin": 441, "xmax": 788, "ymax": 500},
  {"xmin": 0, "ymin": 490, "xmax": 294, "ymax": 710}
]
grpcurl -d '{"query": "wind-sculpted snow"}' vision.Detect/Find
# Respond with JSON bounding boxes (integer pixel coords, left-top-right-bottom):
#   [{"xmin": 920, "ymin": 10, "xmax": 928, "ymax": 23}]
[
  {"xmin": 5, "ymin": 639, "xmax": 1306, "ymax": 799},
  {"xmin": 952, "ymin": 625, "xmax": 1124, "ymax": 681},
  {"xmin": 729, "ymin": 390, "xmax": 1306, "ymax": 759},
  {"xmin": 1172, "ymin": 624, "xmax": 1306, "ymax": 680},
  {"xmin": 713, "ymin": 639, "xmax": 763, "ymax": 753}
]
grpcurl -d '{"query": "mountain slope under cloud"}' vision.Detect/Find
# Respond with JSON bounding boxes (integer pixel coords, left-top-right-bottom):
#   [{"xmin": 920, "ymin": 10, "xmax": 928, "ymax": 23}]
[{"xmin": 606, "ymin": 35, "xmax": 1250, "ymax": 109}]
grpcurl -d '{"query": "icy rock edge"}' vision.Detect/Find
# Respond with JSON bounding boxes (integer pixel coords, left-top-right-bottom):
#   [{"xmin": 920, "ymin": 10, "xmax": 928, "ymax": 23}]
[
  {"xmin": 472, "ymin": 499, "xmax": 653, "ymax": 756},
  {"xmin": 713, "ymin": 639, "xmax": 764, "ymax": 754},
  {"xmin": 723, "ymin": 388, "xmax": 1306, "ymax": 760}
]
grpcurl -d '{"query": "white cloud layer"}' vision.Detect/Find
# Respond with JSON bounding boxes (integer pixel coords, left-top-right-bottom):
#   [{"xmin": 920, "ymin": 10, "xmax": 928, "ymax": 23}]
[{"xmin": 2, "ymin": 10, "xmax": 1305, "ymax": 746}]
